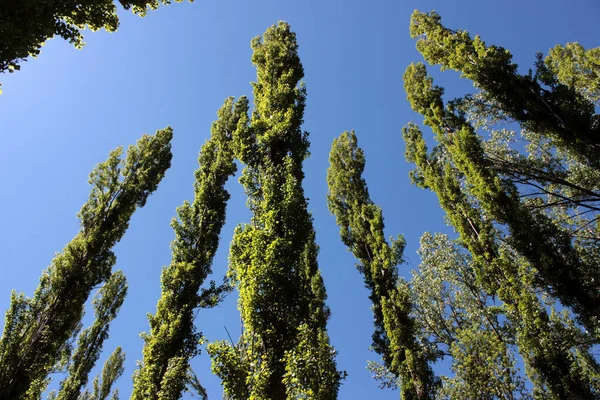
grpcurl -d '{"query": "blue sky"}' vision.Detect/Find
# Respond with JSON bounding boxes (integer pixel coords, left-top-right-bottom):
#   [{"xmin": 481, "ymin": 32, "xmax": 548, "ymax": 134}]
[{"xmin": 0, "ymin": 0, "xmax": 598, "ymax": 398}]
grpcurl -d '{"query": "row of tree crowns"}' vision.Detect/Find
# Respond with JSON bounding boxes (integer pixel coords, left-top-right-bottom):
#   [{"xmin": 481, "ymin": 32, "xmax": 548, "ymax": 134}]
[
  {"xmin": 0, "ymin": 20, "xmax": 344, "ymax": 400},
  {"xmin": 0, "ymin": 7, "xmax": 599, "ymax": 400}
]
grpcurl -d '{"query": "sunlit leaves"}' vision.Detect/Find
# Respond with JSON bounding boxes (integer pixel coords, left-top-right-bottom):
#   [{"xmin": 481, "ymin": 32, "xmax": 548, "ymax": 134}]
[{"xmin": 208, "ymin": 21, "xmax": 342, "ymax": 399}]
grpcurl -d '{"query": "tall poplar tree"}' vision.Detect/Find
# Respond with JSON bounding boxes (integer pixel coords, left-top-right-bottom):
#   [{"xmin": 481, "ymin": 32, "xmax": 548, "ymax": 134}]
[
  {"xmin": 207, "ymin": 22, "xmax": 343, "ymax": 400},
  {"xmin": 327, "ymin": 131, "xmax": 437, "ymax": 399},
  {"xmin": 403, "ymin": 119, "xmax": 600, "ymax": 397},
  {"xmin": 131, "ymin": 97, "xmax": 246, "ymax": 400},
  {"xmin": 0, "ymin": 128, "xmax": 173, "ymax": 399}
]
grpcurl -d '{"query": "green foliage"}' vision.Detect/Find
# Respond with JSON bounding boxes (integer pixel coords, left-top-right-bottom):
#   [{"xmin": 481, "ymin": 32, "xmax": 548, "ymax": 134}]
[
  {"xmin": 409, "ymin": 10, "xmax": 600, "ymax": 168},
  {"xmin": 404, "ymin": 59, "xmax": 599, "ymax": 338},
  {"xmin": 80, "ymin": 346, "xmax": 126, "ymax": 400},
  {"xmin": 0, "ymin": 0, "xmax": 191, "ymax": 78},
  {"xmin": 403, "ymin": 119, "xmax": 600, "ymax": 397},
  {"xmin": 131, "ymin": 97, "xmax": 244, "ymax": 400},
  {"xmin": 326, "ymin": 131, "xmax": 437, "ymax": 399},
  {"xmin": 404, "ymin": 11, "xmax": 600, "ymax": 397},
  {"xmin": 207, "ymin": 21, "xmax": 343, "ymax": 399},
  {"xmin": 282, "ymin": 325, "xmax": 342, "ymax": 400},
  {"xmin": 54, "ymin": 271, "xmax": 128, "ymax": 400},
  {"xmin": 206, "ymin": 340, "xmax": 251, "ymax": 399},
  {"xmin": 51, "ymin": 347, "xmax": 125, "ymax": 400},
  {"xmin": 546, "ymin": 43, "xmax": 600, "ymax": 104},
  {"xmin": 0, "ymin": 128, "xmax": 172, "ymax": 399},
  {"xmin": 412, "ymin": 233, "xmax": 531, "ymax": 399}
]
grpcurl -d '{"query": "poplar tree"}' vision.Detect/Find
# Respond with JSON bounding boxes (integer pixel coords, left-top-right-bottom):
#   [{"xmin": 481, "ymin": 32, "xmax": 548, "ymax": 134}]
[
  {"xmin": 0, "ymin": 0, "xmax": 190, "ymax": 78},
  {"xmin": 207, "ymin": 22, "xmax": 343, "ymax": 399},
  {"xmin": 326, "ymin": 131, "xmax": 437, "ymax": 399},
  {"xmin": 131, "ymin": 97, "xmax": 245, "ymax": 400},
  {"xmin": 52, "ymin": 271, "xmax": 128, "ymax": 400},
  {"xmin": 402, "ymin": 60, "xmax": 599, "ymax": 397},
  {"xmin": 403, "ymin": 119, "xmax": 600, "ymax": 397},
  {"xmin": 0, "ymin": 128, "xmax": 173, "ymax": 399}
]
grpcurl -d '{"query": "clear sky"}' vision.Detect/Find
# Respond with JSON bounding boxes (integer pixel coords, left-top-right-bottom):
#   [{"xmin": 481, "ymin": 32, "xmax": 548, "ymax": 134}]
[{"xmin": 0, "ymin": 0, "xmax": 598, "ymax": 398}]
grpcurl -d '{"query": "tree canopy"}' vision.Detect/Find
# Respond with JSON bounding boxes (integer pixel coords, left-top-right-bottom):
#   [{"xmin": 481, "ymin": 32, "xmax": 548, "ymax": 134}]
[
  {"xmin": 0, "ymin": 0, "xmax": 190, "ymax": 77},
  {"xmin": 402, "ymin": 9, "xmax": 600, "ymax": 398},
  {"xmin": 0, "ymin": 6, "xmax": 598, "ymax": 400}
]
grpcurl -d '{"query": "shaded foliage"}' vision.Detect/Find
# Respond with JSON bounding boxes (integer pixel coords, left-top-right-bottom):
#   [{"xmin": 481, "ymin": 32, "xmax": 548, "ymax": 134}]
[
  {"xmin": 0, "ymin": 0, "xmax": 191, "ymax": 79},
  {"xmin": 412, "ymin": 233, "xmax": 532, "ymax": 399}
]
